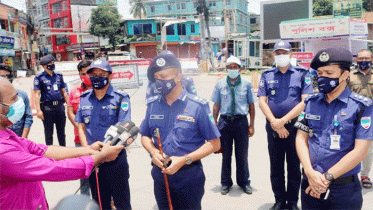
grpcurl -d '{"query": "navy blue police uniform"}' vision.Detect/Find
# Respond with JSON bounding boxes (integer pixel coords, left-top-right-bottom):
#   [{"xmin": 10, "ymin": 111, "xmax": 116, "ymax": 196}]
[
  {"xmin": 295, "ymin": 47, "xmax": 373, "ymax": 209},
  {"xmin": 140, "ymin": 53, "xmax": 221, "ymax": 210},
  {"xmin": 75, "ymin": 59, "xmax": 132, "ymax": 210},
  {"xmin": 34, "ymin": 54, "xmax": 67, "ymax": 146},
  {"xmin": 257, "ymin": 41, "xmax": 313, "ymax": 207}
]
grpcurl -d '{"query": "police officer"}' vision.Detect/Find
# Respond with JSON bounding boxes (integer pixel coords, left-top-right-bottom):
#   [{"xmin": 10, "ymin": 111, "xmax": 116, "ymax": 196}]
[
  {"xmin": 0, "ymin": 64, "xmax": 33, "ymax": 138},
  {"xmin": 348, "ymin": 49, "xmax": 373, "ymax": 189},
  {"xmin": 140, "ymin": 53, "xmax": 221, "ymax": 210},
  {"xmin": 34, "ymin": 54, "xmax": 68, "ymax": 146},
  {"xmin": 211, "ymin": 56, "xmax": 255, "ymax": 195},
  {"xmin": 295, "ymin": 47, "xmax": 373, "ymax": 209},
  {"xmin": 75, "ymin": 59, "xmax": 132, "ymax": 209},
  {"xmin": 257, "ymin": 40, "xmax": 313, "ymax": 210}
]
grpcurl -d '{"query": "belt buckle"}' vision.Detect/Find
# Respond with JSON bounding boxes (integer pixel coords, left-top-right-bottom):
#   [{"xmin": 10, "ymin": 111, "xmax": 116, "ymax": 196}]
[{"xmin": 53, "ymin": 101, "xmax": 58, "ymax": 106}]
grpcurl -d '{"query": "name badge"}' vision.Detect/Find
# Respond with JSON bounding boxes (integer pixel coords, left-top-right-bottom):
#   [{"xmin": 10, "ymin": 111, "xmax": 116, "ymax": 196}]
[
  {"xmin": 268, "ymin": 80, "xmax": 278, "ymax": 84},
  {"xmin": 53, "ymin": 83, "xmax": 58, "ymax": 91},
  {"xmin": 330, "ymin": 135, "xmax": 341, "ymax": 150},
  {"xmin": 82, "ymin": 106, "xmax": 93, "ymax": 110},
  {"xmin": 176, "ymin": 115, "xmax": 195, "ymax": 123},
  {"xmin": 150, "ymin": 115, "xmax": 164, "ymax": 120},
  {"xmin": 305, "ymin": 114, "xmax": 321, "ymax": 120}
]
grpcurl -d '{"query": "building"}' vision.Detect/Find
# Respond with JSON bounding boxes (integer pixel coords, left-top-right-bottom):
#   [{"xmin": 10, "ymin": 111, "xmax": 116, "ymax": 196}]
[
  {"xmin": 0, "ymin": 3, "xmax": 30, "ymax": 70},
  {"xmin": 144, "ymin": 0, "xmax": 250, "ymax": 40},
  {"xmin": 122, "ymin": 18, "xmax": 201, "ymax": 59}
]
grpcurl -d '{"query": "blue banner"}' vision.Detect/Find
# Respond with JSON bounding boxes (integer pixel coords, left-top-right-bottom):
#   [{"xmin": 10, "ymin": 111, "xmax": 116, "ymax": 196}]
[{"xmin": 0, "ymin": 36, "xmax": 15, "ymax": 49}]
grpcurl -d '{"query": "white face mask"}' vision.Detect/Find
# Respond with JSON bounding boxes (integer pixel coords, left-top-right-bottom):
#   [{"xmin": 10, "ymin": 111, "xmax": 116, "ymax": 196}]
[
  {"xmin": 275, "ymin": 54, "xmax": 291, "ymax": 67},
  {"xmin": 227, "ymin": 69, "xmax": 240, "ymax": 79}
]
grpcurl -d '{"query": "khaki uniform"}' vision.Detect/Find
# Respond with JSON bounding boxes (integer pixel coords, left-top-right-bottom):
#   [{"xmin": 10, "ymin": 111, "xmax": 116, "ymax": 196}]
[{"xmin": 348, "ymin": 68, "xmax": 373, "ymax": 177}]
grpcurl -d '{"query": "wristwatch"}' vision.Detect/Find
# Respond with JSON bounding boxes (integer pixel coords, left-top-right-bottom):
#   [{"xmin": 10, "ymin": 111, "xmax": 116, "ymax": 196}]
[
  {"xmin": 324, "ymin": 172, "xmax": 335, "ymax": 182},
  {"xmin": 185, "ymin": 155, "xmax": 193, "ymax": 165}
]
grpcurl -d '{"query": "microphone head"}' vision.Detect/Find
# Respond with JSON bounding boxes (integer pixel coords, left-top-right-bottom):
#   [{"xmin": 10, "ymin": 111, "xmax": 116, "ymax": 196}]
[
  {"xmin": 123, "ymin": 121, "xmax": 135, "ymax": 131},
  {"xmin": 129, "ymin": 126, "xmax": 140, "ymax": 136}
]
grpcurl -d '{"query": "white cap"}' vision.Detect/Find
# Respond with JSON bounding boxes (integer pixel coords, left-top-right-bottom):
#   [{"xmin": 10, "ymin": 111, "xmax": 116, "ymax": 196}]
[{"xmin": 226, "ymin": 56, "xmax": 241, "ymax": 67}]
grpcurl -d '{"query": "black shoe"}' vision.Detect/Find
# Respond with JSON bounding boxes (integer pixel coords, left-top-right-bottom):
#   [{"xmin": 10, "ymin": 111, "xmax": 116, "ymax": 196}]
[
  {"xmin": 220, "ymin": 186, "xmax": 230, "ymax": 195},
  {"xmin": 287, "ymin": 204, "xmax": 300, "ymax": 210},
  {"xmin": 242, "ymin": 184, "xmax": 253, "ymax": 194},
  {"xmin": 269, "ymin": 202, "xmax": 285, "ymax": 210}
]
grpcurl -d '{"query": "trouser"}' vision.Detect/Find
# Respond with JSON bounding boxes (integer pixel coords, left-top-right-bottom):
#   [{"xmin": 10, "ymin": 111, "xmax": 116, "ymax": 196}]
[
  {"xmin": 266, "ymin": 120, "xmax": 301, "ymax": 205},
  {"xmin": 360, "ymin": 143, "xmax": 373, "ymax": 177},
  {"xmin": 75, "ymin": 142, "xmax": 91, "ymax": 196},
  {"xmin": 89, "ymin": 151, "xmax": 131, "ymax": 210},
  {"xmin": 41, "ymin": 103, "xmax": 66, "ymax": 146},
  {"xmin": 152, "ymin": 161, "xmax": 205, "ymax": 210},
  {"xmin": 301, "ymin": 175, "xmax": 362, "ymax": 210},
  {"xmin": 219, "ymin": 115, "xmax": 250, "ymax": 187}
]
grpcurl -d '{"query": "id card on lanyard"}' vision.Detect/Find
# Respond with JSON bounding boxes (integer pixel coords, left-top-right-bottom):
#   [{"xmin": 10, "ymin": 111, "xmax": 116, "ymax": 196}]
[{"xmin": 330, "ymin": 115, "xmax": 341, "ymax": 150}]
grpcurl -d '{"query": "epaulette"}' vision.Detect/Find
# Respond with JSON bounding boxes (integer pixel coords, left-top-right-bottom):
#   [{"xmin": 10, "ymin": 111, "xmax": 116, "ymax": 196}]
[
  {"xmin": 114, "ymin": 89, "xmax": 129, "ymax": 97},
  {"xmin": 80, "ymin": 89, "xmax": 93, "ymax": 97},
  {"xmin": 350, "ymin": 93, "xmax": 373, "ymax": 107},
  {"xmin": 187, "ymin": 94, "xmax": 208, "ymax": 105},
  {"xmin": 262, "ymin": 67, "xmax": 276, "ymax": 73},
  {"xmin": 304, "ymin": 93, "xmax": 320, "ymax": 104},
  {"xmin": 35, "ymin": 72, "xmax": 44, "ymax": 77},
  {"xmin": 294, "ymin": 66, "xmax": 309, "ymax": 71},
  {"xmin": 147, "ymin": 95, "xmax": 160, "ymax": 104}
]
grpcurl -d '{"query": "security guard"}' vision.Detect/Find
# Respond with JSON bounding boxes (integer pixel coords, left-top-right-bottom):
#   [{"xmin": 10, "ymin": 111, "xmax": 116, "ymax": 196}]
[
  {"xmin": 34, "ymin": 54, "xmax": 68, "ymax": 146},
  {"xmin": 211, "ymin": 56, "xmax": 255, "ymax": 195},
  {"xmin": 348, "ymin": 49, "xmax": 373, "ymax": 189},
  {"xmin": 257, "ymin": 40, "xmax": 313, "ymax": 210},
  {"xmin": 140, "ymin": 53, "xmax": 221, "ymax": 210},
  {"xmin": 75, "ymin": 59, "xmax": 132, "ymax": 209},
  {"xmin": 295, "ymin": 47, "xmax": 373, "ymax": 209},
  {"xmin": 0, "ymin": 64, "xmax": 33, "ymax": 138}
]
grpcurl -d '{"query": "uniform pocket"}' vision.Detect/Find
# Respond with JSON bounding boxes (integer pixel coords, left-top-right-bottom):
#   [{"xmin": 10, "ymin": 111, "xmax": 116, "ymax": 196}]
[
  {"xmin": 174, "ymin": 120, "xmax": 198, "ymax": 143},
  {"xmin": 267, "ymin": 83, "xmax": 279, "ymax": 97},
  {"xmin": 236, "ymin": 89, "xmax": 247, "ymax": 103},
  {"xmin": 82, "ymin": 109, "xmax": 92, "ymax": 124},
  {"xmin": 99, "ymin": 109, "xmax": 117, "ymax": 126},
  {"xmin": 289, "ymin": 84, "xmax": 301, "ymax": 97}
]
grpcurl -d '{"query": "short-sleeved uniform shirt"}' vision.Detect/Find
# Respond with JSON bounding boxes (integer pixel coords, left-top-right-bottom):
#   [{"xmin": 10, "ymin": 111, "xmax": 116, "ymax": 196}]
[
  {"xmin": 348, "ymin": 69, "xmax": 373, "ymax": 99},
  {"xmin": 211, "ymin": 77, "xmax": 255, "ymax": 115},
  {"xmin": 33, "ymin": 71, "xmax": 67, "ymax": 102},
  {"xmin": 295, "ymin": 88, "xmax": 373, "ymax": 177},
  {"xmin": 140, "ymin": 91, "xmax": 220, "ymax": 157},
  {"xmin": 68, "ymin": 84, "xmax": 88, "ymax": 143},
  {"xmin": 75, "ymin": 85, "xmax": 131, "ymax": 145},
  {"xmin": 257, "ymin": 65, "xmax": 313, "ymax": 118}
]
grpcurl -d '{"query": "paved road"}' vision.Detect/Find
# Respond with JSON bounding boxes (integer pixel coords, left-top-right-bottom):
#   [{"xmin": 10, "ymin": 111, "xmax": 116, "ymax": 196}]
[{"xmin": 13, "ymin": 73, "xmax": 373, "ymax": 209}]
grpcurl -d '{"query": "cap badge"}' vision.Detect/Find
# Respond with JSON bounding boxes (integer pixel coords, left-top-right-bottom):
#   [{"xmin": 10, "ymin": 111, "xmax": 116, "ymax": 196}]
[
  {"xmin": 166, "ymin": 82, "xmax": 172, "ymax": 88},
  {"xmin": 279, "ymin": 41, "xmax": 284, "ymax": 46},
  {"xmin": 319, "ymin": 52, "xmax": 330, "ymax": 62},
  {"xmin": 330, "ymin": 80, "xmax": 336, "ymax": 87},
  {"xmin": 156, "ymin": 58, "xmax": 166, "ymax": 67},
  {"xmin": 94, "ymin": 59, "xmax": 102, "ymax": 65}
]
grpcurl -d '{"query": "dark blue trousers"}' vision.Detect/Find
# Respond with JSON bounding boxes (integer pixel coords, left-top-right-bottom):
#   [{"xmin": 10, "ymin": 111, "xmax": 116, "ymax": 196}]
[
  {"xmin": 219, "ymin": 116, "xmax": 250, "ymax": 188},
  {"xmin": 152, "ymin": 163, "xmax": 205, "ymax": 210},
  {"xmin": 301, "ymin": 175, "xmax": 362, "ymax": 210},
  {"xmin": 42, "ymin": 104, "xmax": 66, "ymax": 146},
  {"xmin": 89, "ymin": 151, "xmax": 131, "ymax": 210},
  {"xmin": 266, "ymin": 121, "xmax": 301, "ymax": 205}
]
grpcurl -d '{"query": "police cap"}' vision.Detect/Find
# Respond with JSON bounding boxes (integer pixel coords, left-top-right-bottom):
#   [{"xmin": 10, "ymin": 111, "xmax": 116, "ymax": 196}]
[
  {"xmin": 273, "ymin": 40, "xmax": 291, "ymax": 52},
  {"xmin": 40, "ymin": 54, "xmax": 56, "ymax": 65},
  {"xmin": 147, "ymin": 51, "xmax": 181, "ymax": 82},
  {"xmin": 87, "ymin": 59, "xmax": 112, "ymax": 74},
  {"xmin": 310, "ymin": 47, "xmax": 352, "ymax": 70}
]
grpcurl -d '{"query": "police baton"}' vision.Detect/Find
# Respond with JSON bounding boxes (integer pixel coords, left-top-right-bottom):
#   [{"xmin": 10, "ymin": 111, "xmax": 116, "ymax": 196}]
[{"xmin": 154, "ymin": 128, "xmax": 173, "ymax": 210}]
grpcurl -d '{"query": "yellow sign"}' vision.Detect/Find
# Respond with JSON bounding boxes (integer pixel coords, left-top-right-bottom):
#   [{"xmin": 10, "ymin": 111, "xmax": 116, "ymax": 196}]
[{"xmin": 3, "ymin": 57, "xmax": 13, "ymax": 67}]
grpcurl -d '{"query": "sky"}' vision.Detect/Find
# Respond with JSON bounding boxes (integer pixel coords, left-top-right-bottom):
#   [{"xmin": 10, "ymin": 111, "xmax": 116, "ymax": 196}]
[{"xmin": 1, "ymin": 0, "xmax": 263, "ymax": 18}]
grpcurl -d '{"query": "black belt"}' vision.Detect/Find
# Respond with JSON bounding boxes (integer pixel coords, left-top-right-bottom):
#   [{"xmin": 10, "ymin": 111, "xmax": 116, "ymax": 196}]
[
  {"xmin": 221, "ymin": 115, "xmax": 247, "ymax": 121},
  {"xmin": 151, "ymin": 160, "xmax": 201, "ymax": 171},
  {"xmin": 332, "ymin": 175, "xmax": 358, "ymax": 186},
  {"xmin": 41, "ymin": 99, "xmax": 64, "ymax": 106}
]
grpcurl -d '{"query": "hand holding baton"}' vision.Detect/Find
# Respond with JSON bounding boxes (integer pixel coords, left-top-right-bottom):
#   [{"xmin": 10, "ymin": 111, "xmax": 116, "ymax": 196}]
[{"xmin": 154, "ymin": 128, "xmax": 173, "ymax": 210}]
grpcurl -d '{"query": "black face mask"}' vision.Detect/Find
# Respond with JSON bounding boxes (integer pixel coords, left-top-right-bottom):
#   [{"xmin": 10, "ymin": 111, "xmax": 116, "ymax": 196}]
[{"xmin": 46, "ymin": 64, "xmax": 55, "ymax": 71}]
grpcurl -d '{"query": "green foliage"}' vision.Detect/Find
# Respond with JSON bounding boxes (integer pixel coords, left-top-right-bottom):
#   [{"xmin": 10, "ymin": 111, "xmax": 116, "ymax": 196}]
[
  {"xmin": 313, "ymin": 0, "xmax": 333, "ymax": 16},
  {"xmin": 130, "ymin": 0, "xmax": 147, "ymax": 19},
  {"xmin": 89, "ymin": 2, "xmax": 122, "ymax": 50}
]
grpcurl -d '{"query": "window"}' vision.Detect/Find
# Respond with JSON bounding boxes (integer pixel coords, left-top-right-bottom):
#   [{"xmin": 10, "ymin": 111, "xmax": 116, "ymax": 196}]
[
  {"xmin": 227, "ymin": 0, "xmax": 231, "ymax": 5},
  {"xmin": 191, "ymin": 24, "xmax": 195, "ymax": 33},
  {"xmin": 53, "ymin": 18, "xmax": 63, "ymax": 28},
  {"xmin": 181, "ymin": 3, "xmax": 186, "ymax": 9},
  {"xmin": 150, "ymin": 5, "xmax": 155, "ymax": 13},
  {"xmin": 42, "ymin": 4, "xmax": 49, "ymax": 17},
  {"xmin": 193, "ymin": 1, "xmax": 197, "ymax": 8},
  {"xmin": 177, "ymin": 3, "xmax": 181, "ymax": 10},
  {"xmin": 250, "ymin": 18, "xmax": 256, "ymax": 24},
  {"xmin": 209, "ymin": 1, "xmax": 216, "ymax": 7},
  {"xmin": 133, "ymin": 23, "xmax": 153, "ymax": 35},
  {"xmin": 63, "ymin": 17, "xmax": 69, "ymax": 27},
  {"xmin": 52, "ymin": 2, "xmax": 62, "ymax": 14},
  {"xmin": 177, "ymin": 23, "xmax": 186, "ymax": 36},
  {"xmin": 168, "ymin": 4, "xmax": 172, "ymax": 11},
  {"xmin": 56, "ymin": 35, "xmax": 70, "ymax": 45},
  {"xmin": 166, "ymin": 24, "xmax": 174, "ymax": 35}
]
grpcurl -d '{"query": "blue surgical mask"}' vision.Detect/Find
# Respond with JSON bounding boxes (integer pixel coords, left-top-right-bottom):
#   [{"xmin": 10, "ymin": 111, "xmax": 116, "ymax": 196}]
[
  {"xmin": 1, "ymin": 97, "xmax": 25, "ymax": 124},
  {"xmin": 227, "ymin": 69, "xmax": 240, "ymax": 79},
  {"xmin": 317, "ymin": 76, "xmax": 339, "ymax": 94},
  {"xmin": 357, "ymin": 61, "xmax": 372, "ymax": 70},
  {"xmin": 90, "ymin": 76, "xmax": 109, "ymax": 90},
  {"xmin": 155, "ymin": 78, "xmax": 177, "ymax": 96}
]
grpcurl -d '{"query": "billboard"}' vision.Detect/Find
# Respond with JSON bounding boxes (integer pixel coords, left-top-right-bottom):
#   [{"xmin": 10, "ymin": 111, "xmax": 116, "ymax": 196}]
[
  {"xmin": 261, "ymin": 0, "xmax": 311, "ymax": 41},
  {"xmin": 333, "ymin": 0, "xmax": 362, "ymax": 18}
]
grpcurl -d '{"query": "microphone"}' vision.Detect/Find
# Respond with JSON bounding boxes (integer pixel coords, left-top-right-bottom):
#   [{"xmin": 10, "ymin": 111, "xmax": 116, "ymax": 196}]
[
  {"xmin": 116, "ymin": 126, "xmax": 140, "ymax": 147},
  {"xmin": 103, "ymin": 122, "xmax": 121, "ymax": 144},
  {"xmin": 110, "ymin": 121, "xmax": 135, "ymax": 146}
]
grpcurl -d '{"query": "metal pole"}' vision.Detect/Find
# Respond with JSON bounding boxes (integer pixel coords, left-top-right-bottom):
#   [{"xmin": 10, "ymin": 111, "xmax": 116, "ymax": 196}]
[{"xmin": 223, "ymin": 0, "xmax": 228, "ymax": 61}]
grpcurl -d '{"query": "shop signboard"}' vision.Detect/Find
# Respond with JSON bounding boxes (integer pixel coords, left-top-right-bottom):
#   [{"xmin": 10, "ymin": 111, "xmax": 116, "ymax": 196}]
[
  {"xmin": 0, "ymin": 36, "xmax": 15, "ymax": 49},
  {"xmin": 333, "ymin": 0, "xmax": 362, "ymax": 18}
]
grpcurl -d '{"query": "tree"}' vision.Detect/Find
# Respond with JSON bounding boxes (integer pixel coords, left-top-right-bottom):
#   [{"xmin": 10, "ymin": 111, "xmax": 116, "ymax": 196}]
[
  {"xmin": 130, "ymin": 0, "xmax": 147, "ymax": 19},
  {"xmin": 313, "ymin": 0, "xmax": 333, "ymax": 16},
  {"xmin": 89, "ymin": 2, "xmax": 122, "ymax": 51}
]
